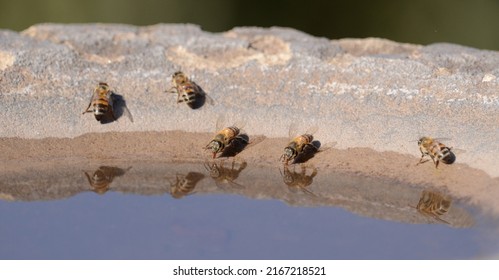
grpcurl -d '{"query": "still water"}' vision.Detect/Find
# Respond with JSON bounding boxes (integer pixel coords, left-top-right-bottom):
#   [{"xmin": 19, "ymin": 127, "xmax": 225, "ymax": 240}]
[{"xmin": 1, "ymin": 160, "xmax": 498, "ymax": 259}]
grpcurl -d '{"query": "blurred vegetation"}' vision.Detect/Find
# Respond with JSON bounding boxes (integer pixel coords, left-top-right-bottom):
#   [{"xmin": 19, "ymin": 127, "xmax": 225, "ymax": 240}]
[{"xmin": 0, "ymin": 0, "xmax": 498, "ymax": 50}]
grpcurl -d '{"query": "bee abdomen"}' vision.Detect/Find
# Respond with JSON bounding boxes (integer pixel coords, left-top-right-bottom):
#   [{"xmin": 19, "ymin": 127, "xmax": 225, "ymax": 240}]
[
  {"xmin": 440, "ymin": 146, "xmax": 451, "ymax": 157},
  {"xmin": 301, "ymin": 134, "xmax": 314, "ymax": 143},
  {"xmin": 294, "ymin": 134, "xmax": 313, "ymax": 146},
  {"xmin": 93, "ymin": 103, "xmax": 108, "ymax": 113},
  {"xmin": 181, "ymin": 88, "xmax": 198, "ymax": 104},
  {"xmin": 226, "ymin": 126, "xmax": 240, "ymax": 136},
  {"xmin": 217, "ymin": 126, "xmax": 239, "ymax": 141}
]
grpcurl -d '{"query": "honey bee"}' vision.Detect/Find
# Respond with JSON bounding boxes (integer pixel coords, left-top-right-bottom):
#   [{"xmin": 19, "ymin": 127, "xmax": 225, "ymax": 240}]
[
  {"xmin": 206, "ymin": 125, "xmax": 247, "ymax": 159},
  {"xmin": 204, "ymin": 160, "xmax": 247, "ymax": 189},
  {"xmin": 412, "ymin": 190, "xmax": 452, "ymax": 224},
  {"xmin": 84, "ymin": 166, "xmax": 131, "ymax": 195},
  {"xmin": 417, "ymin": 137, "xmax": 454, "ymax": 168},
  {"xmin": 280, "ymin": 126, "xmax": 319, "ymax": 165},
  {"xmin": 279, "ymin": 165, "xmax": 318, "ymax": 196},
  {"xmin": 167, "ymin": 71, "xmax": 213, "ymax": 109},
  {"xmin": 169, "ymin": 172, "xmax": 205, "ymax": 199},
  {"xmin": 83, "ymin": 82, "xmax": 116, "ymax": 121}
]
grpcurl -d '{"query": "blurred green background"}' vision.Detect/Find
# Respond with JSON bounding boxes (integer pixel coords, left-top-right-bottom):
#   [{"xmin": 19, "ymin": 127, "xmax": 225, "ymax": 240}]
[{"xmin": 1, "ymin": 0, "xmax": 498, "ymax": 50}]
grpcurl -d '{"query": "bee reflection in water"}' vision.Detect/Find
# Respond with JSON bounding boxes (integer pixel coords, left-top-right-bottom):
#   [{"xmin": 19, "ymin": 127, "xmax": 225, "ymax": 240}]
[
  {"xmin": 169, "ymin": 172, "xmax": 205, "ymax": 199},
  {"xmin": 83, "ymin": 166, "xmax": 132, "ymax": 195},
  {"xmin": 279, "ymin": 165, "xmax": 318, "ymax": 196},
  {"xmin": 412, "ymin": 190, "xmax": 452, "ymax": 225},
  {"xmin": 204, "ymin": 160, "xmax": 247, "ymax": 189}
]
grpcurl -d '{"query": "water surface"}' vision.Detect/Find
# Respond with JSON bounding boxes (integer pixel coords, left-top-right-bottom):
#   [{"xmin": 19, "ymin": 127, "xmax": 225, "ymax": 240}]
[{"xmin": 1, "ymin": 160, "xmax": 498, "ymax": 259}]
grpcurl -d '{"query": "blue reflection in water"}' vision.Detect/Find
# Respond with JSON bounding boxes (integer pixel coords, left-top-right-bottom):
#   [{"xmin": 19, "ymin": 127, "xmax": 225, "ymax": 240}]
[{"xmin": 0, "ymin": 192, "xmax": 487, "ymax": 259}]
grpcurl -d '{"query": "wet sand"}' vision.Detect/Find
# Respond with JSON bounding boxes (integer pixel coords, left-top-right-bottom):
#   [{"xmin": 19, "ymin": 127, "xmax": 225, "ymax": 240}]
[{"xmin": 1, "ymin": 131, "xmax": 497, "ymax": 226}]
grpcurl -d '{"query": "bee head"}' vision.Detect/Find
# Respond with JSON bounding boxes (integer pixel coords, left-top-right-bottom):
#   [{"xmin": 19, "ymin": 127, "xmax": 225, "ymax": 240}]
[
  {"xmin": 208, "ymin": 165, "xmax": 221, "ymax": 178},
  {"xmin": 97, "ymin": 82, "xmax": 110, "ymax": 91},
  {"xmin": 418, "ymin": 137, "xmax": 433, "ymax": 147},
  {"xmin": 172, "ymin": 71, "xmax": 187, "ymax": 83},
  {"xmin": 207, "ymin": 140, "xmax": 223, "ymax": 158},
  {"xmin": 280, "ymin": 167, "xmax": 294, "ymax": 185},
  {"xmin": 418, "ymin": 137, "xmax": 429, "ymax": 146},
  {"xmin": 282, "ymin": 147, "xmax": 296, "ymax": 163}
]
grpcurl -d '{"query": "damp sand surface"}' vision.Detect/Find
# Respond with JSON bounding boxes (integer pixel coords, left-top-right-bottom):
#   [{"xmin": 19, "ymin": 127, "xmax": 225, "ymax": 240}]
[{"xmin": 1, "ymin": 131, "xmax": 498, "ymax": 259}]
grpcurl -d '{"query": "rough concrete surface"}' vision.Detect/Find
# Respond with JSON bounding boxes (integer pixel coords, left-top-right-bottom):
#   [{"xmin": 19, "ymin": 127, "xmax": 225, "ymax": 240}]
[{"xmin": 0, "ymin": 23, "xmax": 498, "ymax": 178}]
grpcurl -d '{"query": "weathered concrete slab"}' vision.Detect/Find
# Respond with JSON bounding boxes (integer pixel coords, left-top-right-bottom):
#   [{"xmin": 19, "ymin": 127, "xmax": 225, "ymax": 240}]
[{"xmin": 0, "ymin": 23, "xmax": 498, "ymax": 177}]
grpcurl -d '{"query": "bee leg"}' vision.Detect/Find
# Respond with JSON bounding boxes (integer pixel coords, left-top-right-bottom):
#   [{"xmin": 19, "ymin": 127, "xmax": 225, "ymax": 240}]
[
  {"xmin": 83, "ymin": 171, "xmax": 93, "ymax": 184},
  {"xmin": 434, "ymin": 159, "xmax": 440, "ymax": 169},
  {"xmin": 82, "ymin": 103, "xmax": 92, "ymax": 114},
  {"xmin": 416, "ymin": 154, "xmax": 429, "ymax": 165},
  {"xmin": 279, "ymin": 154, "xmax": 285, "ymax": 163},
  {"xmin": 176, "ymin": 93, "xmax": 186, "ymax": 104},
  {"xmin": 165, "ymin": 87, "xmax": 176, "ymax": 94}
]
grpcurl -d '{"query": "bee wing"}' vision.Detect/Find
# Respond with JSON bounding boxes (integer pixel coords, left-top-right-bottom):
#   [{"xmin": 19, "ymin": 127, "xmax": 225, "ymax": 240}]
[
  {"xmin": 165, "ymin": 86, "xmax": 176, "ymax": 94},
  {"xmin": 305, "ymin": 126, "xmax": 319, "ymax": 136},
  {"xmin": 433, "ymin": 137, "xmax": 452, "ymax": 143},
  {"xmin": 83, "ymin": 89, "xmax": 96, "ymax": 113},
  {"xmin": 317, "ymin": 141, "xmax": 337, "ymax": 152},
  {"xmin": 204, "ymin": 92, "xmax": 215, "ymax": 105},
  {"xmin": 288, "ymin": 123, "xmax": 299, "ymax": 139},
  {"xmin": 193, "ymin": 82, "xmax": 215, "ymax": 106},
  {"xmin": 450, "ymin": 148, "xmax": 466, "ymax": 154},
  {"xmin": 215, "ymin": 115, "xmax": 225, "ymax": 131},
  {"xmin": 233, "ymin": 120, "xmax": 246, "ymax": 131},
  {"xmin": 122, "ymin": 106, "xmax": 134, "ymax": 123},
  {"xmin": 288, "ymin": 124, "xmax": 319, "ymax": 139},
  {"xmin": 245, "ymin": 135, "xmax": 266, "ymax": 149},
  {"xmin": 410, "ymin": 137, "xmax": 452, "ymax": 142},
  {"xmin": 89, "ymin": 88, "xmax": 98, "ymax": 102},
  {"xmin": 430, "ymin": 138, "xmax": 466, "ymax": 154}
]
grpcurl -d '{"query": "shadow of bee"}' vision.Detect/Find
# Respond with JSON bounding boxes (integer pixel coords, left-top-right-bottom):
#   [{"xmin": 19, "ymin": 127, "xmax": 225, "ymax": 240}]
[
  {"xmin": 219, "ymin": 133, "xmax": 250, "ymax": 158},
  {"xmin": 292, "ymin": 140, "xmax": 321, "ymax": 164}
]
